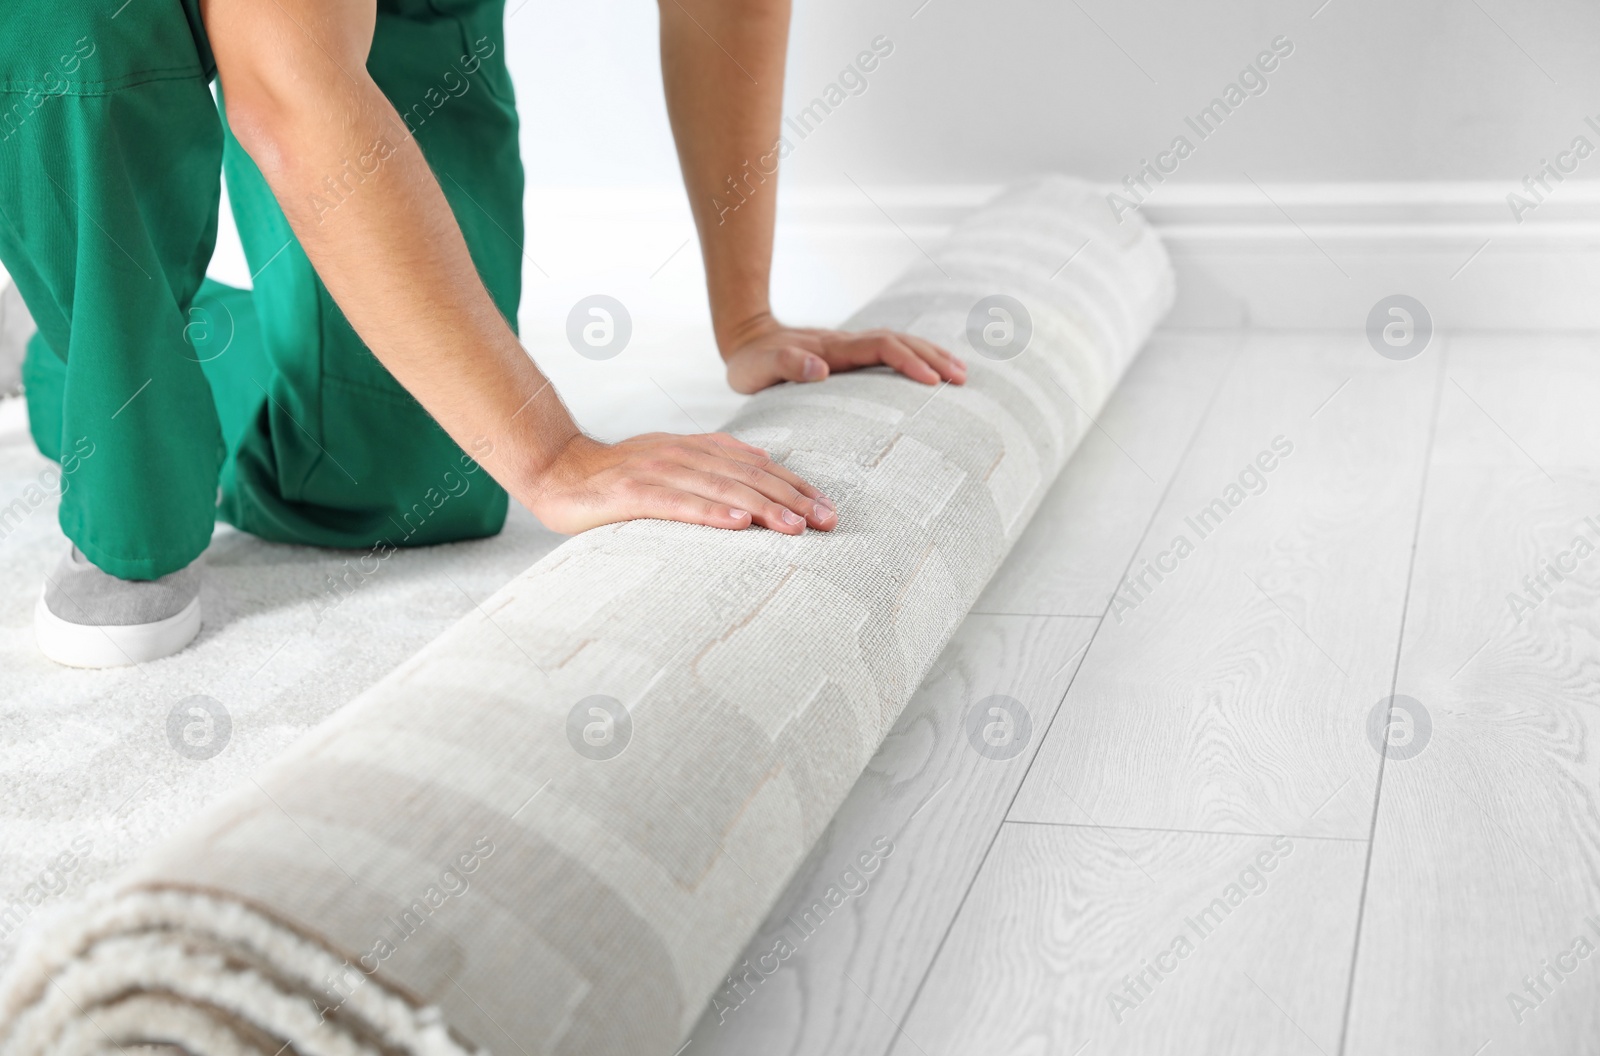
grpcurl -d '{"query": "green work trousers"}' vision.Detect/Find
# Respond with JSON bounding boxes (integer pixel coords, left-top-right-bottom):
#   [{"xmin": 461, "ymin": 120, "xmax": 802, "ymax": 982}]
[{"xmin": 0, "ymin": 0, "xmax": 520, "ymax": 579}]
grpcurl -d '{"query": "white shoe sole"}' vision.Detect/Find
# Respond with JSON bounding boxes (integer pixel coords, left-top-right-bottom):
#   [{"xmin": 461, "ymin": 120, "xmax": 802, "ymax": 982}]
[{"xmin": 34, "ymin": 591, "xmax": 202, "ymax": 668}]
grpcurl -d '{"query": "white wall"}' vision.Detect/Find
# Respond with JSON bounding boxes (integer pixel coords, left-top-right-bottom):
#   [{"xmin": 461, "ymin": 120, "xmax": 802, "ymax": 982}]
[
  {"xmin": 793, "ymin": 0, "xmax": 1600, "ymax": 185},
  {"xmin": 502, "ymin": 0, "xmax": 1600, "ymax": 187}
]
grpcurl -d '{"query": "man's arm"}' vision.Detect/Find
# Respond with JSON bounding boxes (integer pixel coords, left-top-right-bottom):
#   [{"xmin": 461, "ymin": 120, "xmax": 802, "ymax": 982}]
[
  {"xmin": 202, "ymin": 0, "xmax": 835, "ymax": 535},
  {"xmin": 659, "ymin": 0, "xmax": 967, "ymax": 394}
]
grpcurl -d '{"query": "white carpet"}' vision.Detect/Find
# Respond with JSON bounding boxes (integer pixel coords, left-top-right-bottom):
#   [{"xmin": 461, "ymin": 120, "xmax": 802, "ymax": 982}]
[{"xmin": 0, "ymin": 327, "xmax": 746, "ymax": 971}]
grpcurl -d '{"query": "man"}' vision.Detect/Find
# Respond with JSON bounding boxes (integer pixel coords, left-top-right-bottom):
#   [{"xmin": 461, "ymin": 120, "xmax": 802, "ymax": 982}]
[{"xmin": 0, "ymin": 0, "xmax": 965, "ymax": 668}]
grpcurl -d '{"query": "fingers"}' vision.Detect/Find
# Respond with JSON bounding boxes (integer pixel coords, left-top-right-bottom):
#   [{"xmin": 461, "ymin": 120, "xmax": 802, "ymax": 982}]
[
  {"xmin": 666, "ymin": 468, "xmax": 813, "ymax": 535},
  {"xmin": 627, "ymin": 472, "xmax": 832, "ymax": 537},
  {"xmin": 878, "ymin": 336, "xmax": 943, "ymax": 385},
  {"xmin": 722, "ymin": 326, "xmax": 963, "ymax": 394},
  {"xmin": 777, "ymin": 345, "xmax": 830, "ymax": 383},
  {"xmin": 723, "ymin": 342, "xmax": 829, "ymax": 395},
  {"xmin": 607, "ymin": 435, "xmax": 837, "ymax": 534},
  {"xmin": 630, "ymin": 484, "xmax": 757, "ymax": 532},
  {"xmin": 904, "ymin": 334, "xmax": 967, "ymax": 384},
  {"xmin": 824, "ymin": 331, "xmax": 967, "ymax": 386},
  {"xmin": 532, "ymin": 432, "xmax": 841, "ymax": 536},
  {"xmin": 708, "ymin": 436, "xmax": 823, "ymax": 500},
  {"xmin": 687, "ymin": 442, "xmax": 836, "ymax": 531},
  {"xmin": 702, "ymin": 432, "xmax": 769, "ymax": 459}
]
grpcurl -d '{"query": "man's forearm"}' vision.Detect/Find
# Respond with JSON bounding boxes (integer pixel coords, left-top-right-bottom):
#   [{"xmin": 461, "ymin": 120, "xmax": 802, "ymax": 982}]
[
  {"xmin": 203, "ymin": 0, "xmax": 837, "ymax": 540},
  {"xmin": 210, "ymin": 2, "xmax": 575, "ymax": 501},
  {"xmin": 659, "ymin": 0, "xmax": 791, "ymax": 354},
  {"xmin": 658, "ymin": 1, "xmax": 963, "ymax": 396}
]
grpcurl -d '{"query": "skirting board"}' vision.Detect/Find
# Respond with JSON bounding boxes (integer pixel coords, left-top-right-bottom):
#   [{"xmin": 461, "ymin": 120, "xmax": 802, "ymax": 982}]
[{"xmin": 764, "ymin": 181, "xmax": 1600, "ymax": 332}]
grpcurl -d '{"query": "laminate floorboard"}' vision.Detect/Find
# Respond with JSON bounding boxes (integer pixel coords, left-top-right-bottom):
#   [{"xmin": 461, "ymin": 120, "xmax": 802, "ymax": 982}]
[
  {"xmin": 1010, "ymin": 331, "xmax": 1440, "ymax": 839},
  {"xmin": 1343, "ymin": 332, "xmax": 1600, "ymax": 1056},
  {"xmin": 687, "ymin": 330, "xmax": 1600, "ymax": 1056},
  {"xmin": 892, "ymin": 824, "xmax": 1367, "ymax": 1056},
  {"xmin": 974, "ymin": 330, "xmax": 1238, "ymax": 618}
]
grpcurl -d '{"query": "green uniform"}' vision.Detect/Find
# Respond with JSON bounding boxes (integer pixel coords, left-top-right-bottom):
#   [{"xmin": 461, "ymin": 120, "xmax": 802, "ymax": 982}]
[{"xmin": 0, "ymin": 0, "xmax": 520, "ymax": 580}]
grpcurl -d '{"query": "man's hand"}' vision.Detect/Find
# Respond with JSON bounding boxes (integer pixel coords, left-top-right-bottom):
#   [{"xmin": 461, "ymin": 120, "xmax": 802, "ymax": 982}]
[
  {"xmin": 721, "ymin": 316, "xmax": 967, "ymax": 395},
  {"xmin": 659, "ymin": 1, "xmax": 967, "ymax": 399},
  {"xmin": 522, "ymin": 433, "xmax": 836, "ymax": 536}
]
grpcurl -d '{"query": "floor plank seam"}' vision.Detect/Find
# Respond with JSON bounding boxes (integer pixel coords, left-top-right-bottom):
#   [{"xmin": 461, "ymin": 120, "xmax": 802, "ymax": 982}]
[
  {"xmin": 1333, "ymin": 334, "xmax": 1451, "ymax": 1056},
  {"xmin": 998, "ymin": 818, "xmax": 1371, "ymax": 843},
  {"xmin": 875, "ymin": 335, "xmax": 1250, "ymax": 1056},
  {"xmin": 966, "ymin": 611, "xmax": 1104, "ymax": 619}
]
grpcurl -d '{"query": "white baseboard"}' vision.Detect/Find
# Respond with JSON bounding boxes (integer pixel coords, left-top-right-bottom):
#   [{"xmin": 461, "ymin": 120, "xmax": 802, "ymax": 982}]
[{"xmin": 771, "ymin": 181, "xmax": 1600, "ymax": 331}]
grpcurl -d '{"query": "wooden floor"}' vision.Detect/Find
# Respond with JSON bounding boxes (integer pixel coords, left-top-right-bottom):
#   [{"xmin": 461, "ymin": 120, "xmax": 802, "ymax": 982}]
[{"xmin": 684, "ymin": 329, "xmax": 1600, "ymax": 1056}]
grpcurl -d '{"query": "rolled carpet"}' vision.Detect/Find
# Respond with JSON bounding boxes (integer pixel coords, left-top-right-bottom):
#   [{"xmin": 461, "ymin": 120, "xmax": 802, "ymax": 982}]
[{"xmin": 0, "ymin": 176, "xmax": 1172, "ymax": 1055}]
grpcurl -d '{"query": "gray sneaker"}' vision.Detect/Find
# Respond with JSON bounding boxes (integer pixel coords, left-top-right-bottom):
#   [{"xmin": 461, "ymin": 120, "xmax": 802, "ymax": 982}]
[{"xmin": 34, "ymin": 547, "xmax": 203, "ymax": 667}]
